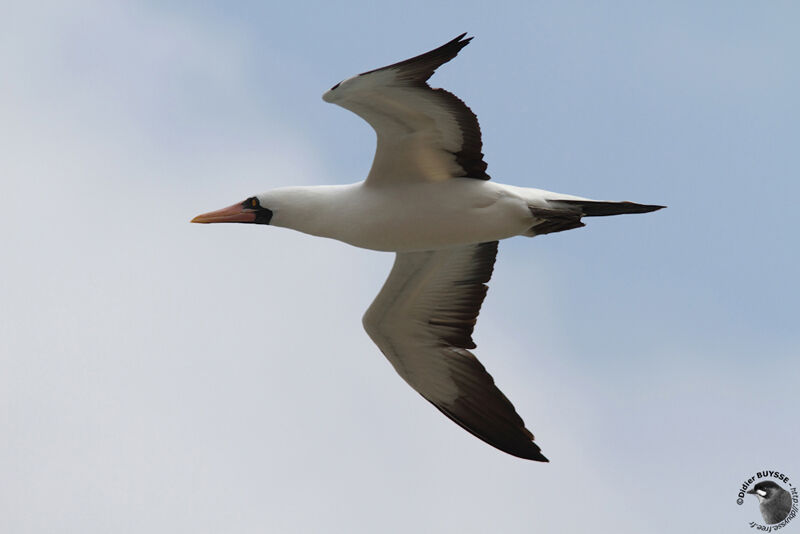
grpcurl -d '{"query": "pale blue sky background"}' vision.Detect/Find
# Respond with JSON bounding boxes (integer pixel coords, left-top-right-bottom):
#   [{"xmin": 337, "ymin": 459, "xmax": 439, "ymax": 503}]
[{"xmin": 2, "ymin": 1, "xmax": 798, "ymax": 532}]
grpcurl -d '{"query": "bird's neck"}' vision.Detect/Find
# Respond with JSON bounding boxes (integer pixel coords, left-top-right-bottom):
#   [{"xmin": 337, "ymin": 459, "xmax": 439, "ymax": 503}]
[{"xmin": 267, "ymin": 183, "xmax": 362, "ymax": 239}]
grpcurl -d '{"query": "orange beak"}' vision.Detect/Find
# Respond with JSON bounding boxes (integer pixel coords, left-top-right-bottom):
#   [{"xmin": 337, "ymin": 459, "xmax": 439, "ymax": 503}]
[{"xmin": 191, "ymin": 202, "xmax": 256, "ymax": 224}]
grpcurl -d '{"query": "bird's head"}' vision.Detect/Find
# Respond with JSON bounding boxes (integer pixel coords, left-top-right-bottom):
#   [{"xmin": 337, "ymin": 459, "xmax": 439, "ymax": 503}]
[
  {"xmin": 747, "ymin": 481, "xmax": 784, "ymax": 503},
  {"xmin": 191, "ymin": 194, "xmax": 273, "ymax": 225}
]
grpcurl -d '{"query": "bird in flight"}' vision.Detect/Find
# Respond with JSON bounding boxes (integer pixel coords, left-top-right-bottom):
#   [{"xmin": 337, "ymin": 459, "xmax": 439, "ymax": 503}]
[{"xmin": 192, "ymin": 34, "xmax": 663, "ymax": 461}]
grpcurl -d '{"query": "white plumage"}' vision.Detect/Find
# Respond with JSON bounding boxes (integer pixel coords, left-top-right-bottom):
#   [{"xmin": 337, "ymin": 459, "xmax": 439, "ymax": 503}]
[{"xmin": 193, "ymin": 34, "xmax": 663, "ymax": 461}]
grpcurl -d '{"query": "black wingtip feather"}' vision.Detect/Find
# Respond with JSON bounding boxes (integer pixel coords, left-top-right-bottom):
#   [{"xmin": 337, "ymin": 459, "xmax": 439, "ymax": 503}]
[
  {"xmin": 431, "ymin": 401, "xmax": 549, "ymax": 462},
  {"xmin": 358, "ymin": 33, "xmax": 473, "ymax": 81}
]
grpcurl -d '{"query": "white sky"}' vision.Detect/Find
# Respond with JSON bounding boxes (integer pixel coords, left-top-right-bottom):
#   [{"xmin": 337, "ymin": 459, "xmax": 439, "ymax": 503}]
[{"xmin": 2, "ymin": 1, "xmax": 799, "ymax": 532}]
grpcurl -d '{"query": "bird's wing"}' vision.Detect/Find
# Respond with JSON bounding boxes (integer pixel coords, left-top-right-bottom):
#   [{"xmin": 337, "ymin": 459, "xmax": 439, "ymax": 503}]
[
  {"xmin": 322, "ymin": 34, "xmax": 490, "ymax": 184},
  {"xmin": 362, "ymin": 242, "xmax": 546, "ymax": 461}
]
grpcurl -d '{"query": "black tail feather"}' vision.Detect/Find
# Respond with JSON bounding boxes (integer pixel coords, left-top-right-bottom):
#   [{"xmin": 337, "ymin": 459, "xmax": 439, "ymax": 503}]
[{"xmin": 554, "ymin": 200, "xmax": 666, "ymax": 216}]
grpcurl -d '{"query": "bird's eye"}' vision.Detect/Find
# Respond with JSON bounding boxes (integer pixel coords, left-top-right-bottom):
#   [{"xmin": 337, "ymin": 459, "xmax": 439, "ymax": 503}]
[{"xmin": 242, "ymin": 197, "xmax": 259, "ymax": 209}]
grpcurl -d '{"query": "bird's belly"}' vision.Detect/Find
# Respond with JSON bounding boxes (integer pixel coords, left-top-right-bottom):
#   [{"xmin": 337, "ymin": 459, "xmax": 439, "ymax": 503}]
[{"xmin": 335, "ymin": 191, "xmax": 532, "ymax": 252}]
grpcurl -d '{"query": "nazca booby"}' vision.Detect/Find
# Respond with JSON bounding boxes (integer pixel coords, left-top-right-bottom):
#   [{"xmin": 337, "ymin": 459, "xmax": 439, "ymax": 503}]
[{"xmin": 192, "ymin": 34, "xmax": 664, "ymax": 461}]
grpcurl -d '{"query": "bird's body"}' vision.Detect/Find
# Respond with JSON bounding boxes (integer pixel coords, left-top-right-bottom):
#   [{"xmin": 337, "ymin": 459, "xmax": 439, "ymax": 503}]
[
  {"xmin": 261, "ymin": 180, "xmax": 587, "ymax": 252},
  {"xmin": 193, "ymin": 34, "xmax": 664, "ymax": 461}
]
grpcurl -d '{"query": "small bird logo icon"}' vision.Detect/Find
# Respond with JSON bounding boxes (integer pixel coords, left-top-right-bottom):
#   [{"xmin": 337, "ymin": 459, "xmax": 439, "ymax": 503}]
[{"xmin": 747, "ymin": 480, "xmax": 793, "ymax": 524}]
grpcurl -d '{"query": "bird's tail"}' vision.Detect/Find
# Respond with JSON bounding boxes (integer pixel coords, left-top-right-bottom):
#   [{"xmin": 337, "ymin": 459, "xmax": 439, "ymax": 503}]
[
  {"xmin": 527, "ymin": 200, "xmax": 664, "ymax": 236},
  {"xmin": 551, "ymin": 199, "xmax": 666, "ymax": 216}
]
